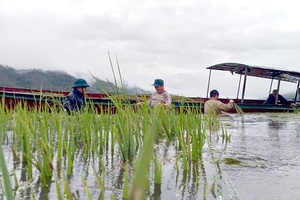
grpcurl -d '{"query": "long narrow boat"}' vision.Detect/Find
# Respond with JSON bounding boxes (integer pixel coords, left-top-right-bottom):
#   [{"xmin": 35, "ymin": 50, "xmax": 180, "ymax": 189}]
[
  {"xmin": 205, "ymin": 63, "xmax": 300, "ymax": 113},
  {"xmin": 1, "ymin": 63, "xmax": 300, "ymax": 113},
  {"xmin": 0, "ymin": 86, "xmax": 113, "ymax": 113}
]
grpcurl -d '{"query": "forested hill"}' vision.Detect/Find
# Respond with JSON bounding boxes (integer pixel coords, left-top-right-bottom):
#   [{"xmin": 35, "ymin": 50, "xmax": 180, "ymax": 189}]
[{"xmin": 0, "ymin": 64, "xmax": 150, "ymax": 94}]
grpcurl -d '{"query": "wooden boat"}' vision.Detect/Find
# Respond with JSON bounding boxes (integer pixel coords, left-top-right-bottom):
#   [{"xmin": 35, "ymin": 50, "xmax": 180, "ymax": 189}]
[
  {"xmin": 1, "ymin": 63, "xmax": 300, "ymax": 113},
  {"xmin": 0, "ymin": 86, "xmax": 114, "ymax": 113},
  {"xmin": 205, "ymin": 63, "xmax": 300, "ymax": 113}
]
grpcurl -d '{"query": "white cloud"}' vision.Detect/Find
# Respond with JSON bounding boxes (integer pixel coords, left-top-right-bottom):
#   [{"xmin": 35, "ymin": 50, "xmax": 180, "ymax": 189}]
[{"xmin": 1, "ymin": 0, "xmax": 300, "ymax": 98}]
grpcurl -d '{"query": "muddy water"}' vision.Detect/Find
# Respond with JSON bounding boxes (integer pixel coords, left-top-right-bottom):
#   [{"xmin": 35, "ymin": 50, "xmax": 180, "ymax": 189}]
[
  {"xmin": 220, "ymin": 113, "xmax": 300, "ymax": 200},
  {"xmin": 2, "ymin": 113, "xmax": 300, "ymax": 199}
]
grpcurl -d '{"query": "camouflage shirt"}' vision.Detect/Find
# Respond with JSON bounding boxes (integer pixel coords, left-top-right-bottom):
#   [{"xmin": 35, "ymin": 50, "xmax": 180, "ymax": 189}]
[{"xmin": 148, "ymin": 90, "xmax": 172, "ymax": 107}]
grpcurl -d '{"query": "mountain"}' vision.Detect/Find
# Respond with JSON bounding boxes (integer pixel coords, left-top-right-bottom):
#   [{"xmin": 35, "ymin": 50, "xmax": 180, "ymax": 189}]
[{"xmin": 0, "ymin": 64, "xmax": 151, "ymax": 94}]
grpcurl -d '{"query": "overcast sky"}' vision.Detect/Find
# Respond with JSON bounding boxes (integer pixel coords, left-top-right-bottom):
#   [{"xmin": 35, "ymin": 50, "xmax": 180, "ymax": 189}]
[{"xmin": 1, "ymin": 0, "xmax": 300, "ymax": 98}]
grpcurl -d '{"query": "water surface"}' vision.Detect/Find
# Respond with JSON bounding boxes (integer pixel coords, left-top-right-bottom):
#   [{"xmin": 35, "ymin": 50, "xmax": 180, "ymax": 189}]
[
  {"xmin": 220, "ymin": 113, "xmax": 300, "ymax": 200},
  {"xmin": 1, "ymin": 113, "xmax": 300, "ymax": 199}
]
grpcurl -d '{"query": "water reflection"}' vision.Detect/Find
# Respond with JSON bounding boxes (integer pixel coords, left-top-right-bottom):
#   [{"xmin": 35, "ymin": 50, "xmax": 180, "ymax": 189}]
[
  {"xmin": 4, "ymin": 113, "xmax": 300, "ymax": 199},
  {"xmin": 268, "ymin": 119, "xmax": 287, "ymax": 130},
  {"xmin": 150, "ymin": 183, "xmax": 162, "ymax": 200},
  {"xmin": 221, "ymin": 113, "xmax": 300, "ymax": 199}
]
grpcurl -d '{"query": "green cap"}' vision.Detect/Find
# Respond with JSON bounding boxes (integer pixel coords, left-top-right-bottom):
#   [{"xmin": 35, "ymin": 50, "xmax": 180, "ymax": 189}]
[
  {"xmin": 72, "ymin": 78, "xmax": 90, "ymax": 88},
  {"xmin": 152, "ymin": 79, "xmax": 164, "ymax": 86}
]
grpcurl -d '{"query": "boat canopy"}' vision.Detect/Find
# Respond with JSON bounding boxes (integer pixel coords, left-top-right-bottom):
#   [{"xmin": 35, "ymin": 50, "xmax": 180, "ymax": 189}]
[
  {"xmin": 207, "ymin": 63, "xmax": 300, "ymax": 83},
  {"xmin": 206, "ymin": 63, "xmax": 300, "ymax": 102}
]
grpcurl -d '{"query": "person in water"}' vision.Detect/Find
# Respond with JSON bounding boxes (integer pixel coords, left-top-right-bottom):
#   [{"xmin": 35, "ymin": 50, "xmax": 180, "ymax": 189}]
[
  {"xmin": 147, "ymin": 79, "xmax": 172, "ymax": 107},
  {"xmin": 204, "ymin": 89, "xmax": 234, "ymax": 115},
  {"xmin": 135, "ymin": 78, "xmax": 172, "ymax": 109},
  {"xmin": 63, "ymin": 78, "xmax": 90, "ymax": 114}
]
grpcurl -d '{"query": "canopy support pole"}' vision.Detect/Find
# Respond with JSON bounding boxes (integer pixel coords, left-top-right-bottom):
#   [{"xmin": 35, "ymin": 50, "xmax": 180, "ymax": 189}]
[
  {"xmin": 241, "ymin": 67, "xmax": 248, "ymax": 103},
  {"xmin": 294, "ymin": 81, "xmax": 300, "ymax": 101},
  {"xmin": 269, "ymin": 78, "xmax": 273, "ymax": 95},
  {"xmin": 236, "ymin": 74, "xmax": 242, "ymax": 99},
  {"xmin": 275, "ymin": 80, "xmax": 281, "ymax": 105},
  {"xmin": 206, "ymin": 69, "xmax": 212, "ymax": 98}
]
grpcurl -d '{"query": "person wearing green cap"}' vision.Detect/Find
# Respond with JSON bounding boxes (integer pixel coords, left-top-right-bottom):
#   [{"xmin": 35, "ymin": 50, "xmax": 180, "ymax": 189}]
[
  {"xmin": 147, "ymin": 79, "xmax": 172, "ymax": 107},
  {"xmin": 63, "ymin": 78, "xmax": 90, "ymax": 114}
]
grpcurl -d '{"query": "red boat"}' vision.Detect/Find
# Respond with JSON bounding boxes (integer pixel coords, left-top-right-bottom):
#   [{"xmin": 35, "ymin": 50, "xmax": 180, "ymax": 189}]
[{"xmin": 1, "ymin": 63, "xmax": 300, "ymax": 113}]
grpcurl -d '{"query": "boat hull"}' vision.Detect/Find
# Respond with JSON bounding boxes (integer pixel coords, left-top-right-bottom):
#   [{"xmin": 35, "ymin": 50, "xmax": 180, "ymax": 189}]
[{"xmin": 1, "ymin": 87, "xmax": 298, "ymax": 113}]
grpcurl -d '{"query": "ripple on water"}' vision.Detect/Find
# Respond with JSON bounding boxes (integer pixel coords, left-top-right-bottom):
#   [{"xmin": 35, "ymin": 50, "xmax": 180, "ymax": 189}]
[{"xmin": 219, "ymin": 113, "xmax": 300, "ymax": 199}]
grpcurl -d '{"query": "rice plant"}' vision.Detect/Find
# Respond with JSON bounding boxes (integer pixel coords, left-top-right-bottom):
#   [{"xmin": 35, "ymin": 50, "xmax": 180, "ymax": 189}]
[{"xmin": 0, "ymin": 55, "xmax": 235, "ymax": 199}]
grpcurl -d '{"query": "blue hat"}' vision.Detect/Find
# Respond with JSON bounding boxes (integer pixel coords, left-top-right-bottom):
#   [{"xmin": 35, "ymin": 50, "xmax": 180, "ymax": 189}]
[
  {"xmin": 152, "ymin": 79, "xmax": 164, "ymax": 86},
  {"xmin": 72, "ymin": 78, "xmax": 90, "ymax": 88}
]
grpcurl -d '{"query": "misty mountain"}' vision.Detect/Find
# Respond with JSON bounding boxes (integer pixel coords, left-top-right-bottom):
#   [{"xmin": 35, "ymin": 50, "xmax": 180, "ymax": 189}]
[{"xmin": 0, "ymin": 64, "xmax": 151, "ymax": 94}]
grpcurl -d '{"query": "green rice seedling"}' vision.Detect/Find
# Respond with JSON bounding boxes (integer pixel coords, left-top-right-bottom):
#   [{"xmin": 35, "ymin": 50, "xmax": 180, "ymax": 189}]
[
  {"xmin": 190, "ymin": 114, "xmax": 206, "ymax": 161},
  {"xmin": 222, "ymin": 157, "xmax": 241, "ymax": 165},
  {"xmin": 175, "ymin": 156, "xmax": 179, "ymax": 172},
  {"xmin": 91, "ymin": 164, "xmax": 104, "ymax": 193},
  {"xmin": 122, "ymin": 162, "xmax": 129, "ymax": 199},
  {"xmin": 225, "ymin": 97, "xmax": 244, "ymax": 115},
  {"xmin": 21, "ymin": 108, "xmax": 58, "ymax": 185},
  {"xmin": 153, "ymin": 156, "xmax": 162, "ymax": 184},
  {"xmin": 234, "ymin": 103, "xmax": 244, "ymax": 115},
  {"xmin": 0, "ymin": 133, "xmax": 14, "ymax": 200},
  {"xmin": 54, "ymin": 172, "xmax": 63, "ymax": 200},
  {"xmin": 55, "ymin": 113, "xmax": 64, "ymax": 161},
  {"xmin": 63, "ymin": 141, "xmax": 74, "ymax": 175},
  {"xmin": 64, "ymin": 114, "xmax": 78, "ymax": 159},
  {"xmin": 130, "ymin": 123, "xmax": 155, "ymax": 200},
  {"xmin": 13, "ymin": 171, "xmax": 19, "ymax": 190},
  {"xmin": 93, "ymin": 147, "xmax": 105, "ymax": 200},
  {"xmin": 60, "ymin": 168, "xmax": 73, "ymax": 200},
  {"xmin": 82, "ymin": 176, "xmax": 92, "ymax": 200},
  {"xmin": 220, "ymin": 125, "xmax": 231, "ymax": 144},
  {"xmin": 204, "ymin": 122, "xmax": 235, "ymax": 199},
  {"xmin": 15, "ymin": 111, "xmax": 34, "ymax": 178},
  {"xmin": 111, "ymin": 100, "xmax": 142, "ymax": 161},
  {"xmin": 176, "ymin": 126, "xmax": 189, "ymax": 171},
  {"xmin": 31, "ymin": 189, "xmax": 36, "ymax": 200}
]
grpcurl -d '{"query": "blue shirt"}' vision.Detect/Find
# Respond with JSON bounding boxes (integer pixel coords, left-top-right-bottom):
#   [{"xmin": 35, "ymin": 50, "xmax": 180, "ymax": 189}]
[
  {"xmin": 264, "ymin": 94, "xmax": 291, "ymax": 105},
  {"xmin": 63, "ymin": 89, "xmax": 86, "ymax": 114}
]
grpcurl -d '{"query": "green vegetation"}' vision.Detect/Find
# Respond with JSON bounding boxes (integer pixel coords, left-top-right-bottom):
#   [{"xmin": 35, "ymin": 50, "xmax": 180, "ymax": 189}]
[
  {"xmin": 223, "ymin": 157, "xmax": 242, "ymax": 165},
  {"xmin": 0, "ymin": 93, "xmax": 234, "ymax": 199},
  {"xmin": 0, "ymin": 60, "xmax": 234, "ymax": 199}
]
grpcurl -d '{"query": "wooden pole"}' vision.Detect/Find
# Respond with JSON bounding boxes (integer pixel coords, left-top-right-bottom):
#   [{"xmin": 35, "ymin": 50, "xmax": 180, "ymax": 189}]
[{"xmin": 206, "ymin": 69, "xmax": 212, "ymax": 98}]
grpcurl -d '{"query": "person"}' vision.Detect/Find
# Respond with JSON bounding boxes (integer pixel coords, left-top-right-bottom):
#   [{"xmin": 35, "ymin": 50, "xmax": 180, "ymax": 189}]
[
  {"xmin": 135, "ymin": 79, "xmax": 172, "ymax": 109},
  {"xmin": 147, "ymin": 79, "xmax": 172, "ymax": 107},
  {"xmin": 63, "ymin": 78, "xmax": 90, "ymax": 114},
  {"xmin": 296, "ymin": 88, "xmax": 300, "ymax": 101},
  {"xmin": 204, "ymin": 89, "xmax": 234, "ymax": 115},
  {"xmin": 264, "ymin": 89, "xmax": 296, "ymax": 106}
]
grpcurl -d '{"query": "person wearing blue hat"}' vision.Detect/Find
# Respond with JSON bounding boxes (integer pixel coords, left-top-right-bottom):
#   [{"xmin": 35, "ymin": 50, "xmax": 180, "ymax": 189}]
[
  {"xmin": 204, "ymin": 89, "xmax": 234, "ymax": 115},
  {"xmin": 147, "ymin": 78, "xmax": 172, "ymax": 107},
  {"xmin": 63, "ymin": 78, "xmax": 90, "ymax": 114}
]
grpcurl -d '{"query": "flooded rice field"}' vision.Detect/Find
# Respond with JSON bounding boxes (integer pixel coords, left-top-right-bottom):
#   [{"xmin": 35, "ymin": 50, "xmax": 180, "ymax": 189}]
[
  {"xmin": 1, "ymin": 112, "xmax": 300, "ymax": 200},
  {"xmin": 220, "ymin": 113, "xmax": 300, "ymax": 200}
]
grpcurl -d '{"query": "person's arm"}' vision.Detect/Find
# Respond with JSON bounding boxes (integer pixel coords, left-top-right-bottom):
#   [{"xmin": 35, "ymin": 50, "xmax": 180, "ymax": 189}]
[
  {"xmin": 216, "ymin": 100, "xmax": 233, "ymax": 112},
  {"xmin": 263, "ymin": 94, "xmax": 272, "ymax": 104},
  {"xmin": 63, "ymin": 97, "xmax": 73, "ymax": 114},
  {"xmin": 278, "ymin": 95, "xmax": 291, "ymax": 105},
  {"xmin": 164, "ymin": 92, "xmax": 172, "ymax": 106}
]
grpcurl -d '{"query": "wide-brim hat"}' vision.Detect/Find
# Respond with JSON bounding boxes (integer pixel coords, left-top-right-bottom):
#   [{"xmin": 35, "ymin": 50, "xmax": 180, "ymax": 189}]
[{"xmin": 72, "ymin": 78, "xmax": 90, "ymax": 88}]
